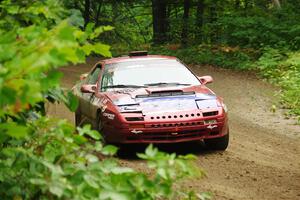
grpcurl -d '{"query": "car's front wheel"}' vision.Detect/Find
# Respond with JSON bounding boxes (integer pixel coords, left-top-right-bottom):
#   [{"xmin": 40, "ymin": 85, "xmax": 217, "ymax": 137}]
[
  {"xmin": 204, "ymin": 132, "xmax": 229, "ymax": 150},
  {"xmin": 95, "ymin": 113, "xmax": 103, "ymax": 132},
  {"xmin": 75, "ymin": 108, "xmax": 82, "ymax": 127},
  {"xmin": 94, "ymin": 112, "xmax": 107, "ymax": 144}
]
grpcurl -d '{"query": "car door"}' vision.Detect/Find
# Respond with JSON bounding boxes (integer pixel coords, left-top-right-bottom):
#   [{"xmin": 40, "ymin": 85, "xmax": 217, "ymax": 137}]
[
  {"xmin": 88, "ymin": 64, "xmax": 108, "ymax": 121},
  {"xmin": 80, "ymin": 63, "xmax": 102, "ymax": 120}
]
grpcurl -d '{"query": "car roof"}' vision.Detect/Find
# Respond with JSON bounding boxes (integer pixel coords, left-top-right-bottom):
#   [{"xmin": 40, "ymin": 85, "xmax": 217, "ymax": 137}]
[{"xmin": 101, "ymin": 55, "xmax": 177, "ymax": 64}]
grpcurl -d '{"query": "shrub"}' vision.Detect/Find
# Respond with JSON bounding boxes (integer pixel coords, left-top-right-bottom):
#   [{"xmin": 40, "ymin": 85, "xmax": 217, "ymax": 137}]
[
  {"xmin": 148, "ymin": 44, "xmax": 255, "ymax": 69},
  {"xmin": 256, "ymin": 48, "xmax": 300, "ymax": 119}
]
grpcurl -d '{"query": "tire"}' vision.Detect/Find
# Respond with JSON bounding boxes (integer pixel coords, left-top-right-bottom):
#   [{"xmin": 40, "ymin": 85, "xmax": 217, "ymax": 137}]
[
  {"xmin": 204, "ymin": 132, "xmax": 229, "ymax": 151},
  {"xmin": 95, "ymin": 112, "xmax": 107, "ymax": 145},
  {"xmin": 95, "ymin": 112, "xmax": 103, "ymax": 132},
  {"xmin": 75, "ymin": 109, "xmax": 82, "ymax": 127}
]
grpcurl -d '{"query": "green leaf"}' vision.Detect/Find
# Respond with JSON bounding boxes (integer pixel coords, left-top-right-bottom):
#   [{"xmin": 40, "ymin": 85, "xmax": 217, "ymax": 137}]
[
  {"xmin": 93, "ymin": 43, "xmax": 112, "ymax": 57},
  {"xmin": 0, "ymin": 122, "xmax": 28, "ymax": 139},
  {"xmin": 75, "ymin": 48, "xmax": 86, "ymax": 61},
  {"xmin": 49, "ymin": 184, "xmax": 64, "ymax": 197},
  {"xmin": 77, "ymin": 124, "xmax": 102, "ymax": 140},
  {"xmin": 83, "ymin": 174, "xmax": 99, "ymax": 188},
  {"xmin": 0, "ymin": 87, "xmax": 17, "ymax": 107},
  {"xmin": 90, "ymin": 26, "xmax": 114, "ymax": 39},
  {"xmin": 144, "ymin": 144, "xmax": 158, "ymax": 158},
  {"xmin": 7, "ymin": 5, "xmax": 20, "ymax": 14},
  {"xmin": 42, "ymin": 161, "xmax": 64, "ymax": 175},
  {"xmin": 58, "ymin": 23, "xmax": 75, "ymax": 41},
  {"xmin": 82, "ymin": 43, "xmax": 94, "ymax": 55},
  {"xmin": 101, "ymin": 145, "xmax": 118, "ymax": 156},
  {"xmin": 49, "ymin": 48, "xmax": 68, "ymax": 66},
  {"xmin": 111, "ymin": 167, "xmax": 134, "ymax": 174},
  {"xmin": 157, "ymin": 168, "xmax": 168, "ymax": 180},
  {"xmin": 41, "ymin": 70, "xmax": 63, "ymax": 89},
  {"xmin": 85, "ymin": 154, "xmax": 99, "ymax": 163},
  {"xmin": 85, "ymin": 23, "xmax": 95, "ymax": 35},
  {"xmin": 73, "ymin": 134, "xmax": 88, "ymax": 144},
  {"xmin": 30, "ymin": 178, "xmax": 47, "ymax": 185},
  {"xmin": 86, "ymin": 130, "xmax": 101, "ymax": 140},
  {"xmin": 94, "ymin": 141, "xmax": 103, "ymax": 152},
  {"xmin": 65, "ymin": 91, "xmax": 79, "ymax": 112},
  {"xmin": 100, "ymin": 191, "xmax": 131, "ymax": 200},
  {"xmin": 43, "ymin": 142, "xmax": 64, "ymax": 162},
  {"xmin": 178, "ymin": 154, "xmax": 197, "ymax": 160}
]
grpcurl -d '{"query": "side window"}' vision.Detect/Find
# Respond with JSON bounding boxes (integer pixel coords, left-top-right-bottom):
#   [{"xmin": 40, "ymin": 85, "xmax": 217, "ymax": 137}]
[
  {"xmin": 101, "ymin": 68, "xmax": 114, "ymax": 91},
  {"xmin": 101, "ymin": 74, "xmax": 108, "ymax": 91},
  {"xmin": 87, "ymin": 64, "xmax": 101, "ymax": 84}
]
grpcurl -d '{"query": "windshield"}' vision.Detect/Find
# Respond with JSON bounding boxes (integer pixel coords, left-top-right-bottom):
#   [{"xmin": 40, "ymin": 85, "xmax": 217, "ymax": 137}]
[{"xmin": 101, "ymin": 59, "xmax": 200, "ymax": 91}]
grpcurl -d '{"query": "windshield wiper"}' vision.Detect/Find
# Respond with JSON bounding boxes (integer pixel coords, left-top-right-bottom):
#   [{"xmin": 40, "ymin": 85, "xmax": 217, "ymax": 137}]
[
  {"xmin": 144, "ymin": 82, "xmax": 191, "ymax": 86},
  {"xmin": 102, "ymin": 84, "xmax": 147, "ymax": 89}
]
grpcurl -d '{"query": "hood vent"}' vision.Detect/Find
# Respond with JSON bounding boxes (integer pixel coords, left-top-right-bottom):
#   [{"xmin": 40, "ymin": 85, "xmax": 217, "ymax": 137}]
[
  {"xmin": 151, "ymin": 89, "xmax": 182, "ymax": 94},
  {"xmin": 136, "ymin": 91, "xmax": 195, "ymax": 98}
]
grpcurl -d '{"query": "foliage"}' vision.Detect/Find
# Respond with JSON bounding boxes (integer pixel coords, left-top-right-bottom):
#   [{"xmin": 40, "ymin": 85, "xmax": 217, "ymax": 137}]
[
  {"xmin": 148, "ymin": 44, "xmax": 256, "ymax": 70},
  {"xmin": 214, "ymin": 4, "xmax": 300, "ymax": 49},
  {"xmin": 0, "ymin": 118, "xmax": 200, "ymax": 199},
  {"xmin": 0, "ymin": 0, "xmax": 204, "ymax": 199},
  {"xmin": 65, "ymin": 1, "xmax": 153, "ymax": 48},
  {"xmin": 255, "ymin": 48, "xmax": 300, "ymax": 120},
  {"xmin": 78, "ymin": 1, "xmax": 300, "ymax": 49},
  {"xmin": 0, "ymin": 0, "xmax": 112, "ymax": 118}
]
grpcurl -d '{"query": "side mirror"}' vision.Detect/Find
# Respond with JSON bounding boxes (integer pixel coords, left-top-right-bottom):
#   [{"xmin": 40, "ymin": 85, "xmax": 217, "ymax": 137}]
[
  {"xmin": 80, "ymin": 73, "xmax": 88, "ymax": 80},
  {"xmin": 198, "ymin": 75, "xmax": 213, "ymax": 85},
  {"xmin": 81, "ymin": 84, "xmax": 96, "ymax": 93}
]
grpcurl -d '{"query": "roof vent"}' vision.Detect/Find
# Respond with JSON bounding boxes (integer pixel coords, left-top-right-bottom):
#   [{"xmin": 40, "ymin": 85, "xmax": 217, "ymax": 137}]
[{"xmin": 129, "ymin": 51, "xmax": 148, "ymax": 57}]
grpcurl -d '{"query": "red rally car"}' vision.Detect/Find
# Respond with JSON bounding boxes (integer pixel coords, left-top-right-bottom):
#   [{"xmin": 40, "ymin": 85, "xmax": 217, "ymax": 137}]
[{"xmin": 73, "ymin": 51, "xmax": 229, "ymax": 150}]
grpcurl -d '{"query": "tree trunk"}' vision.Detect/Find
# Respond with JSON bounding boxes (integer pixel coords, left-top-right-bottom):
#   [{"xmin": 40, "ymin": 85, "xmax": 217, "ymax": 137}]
[
  {"xmin": 245, "ymin": 0, "xmax": 254, "ymax": 10},
  {"xmin": 273, "ymin": 0, "xmax": 281, "ymax": 9},
  {"xmin": 95, "ymin": 1, "xmax": 103, "ymax": 27},
  {"xmin": 152, "ymin": 0, "xmax": 168, "ymax": 44},
  {"xmin": 235, "ymin": 0, "xmax": 241, "ymax": 9},
  {"xmin": 209, "ymin": 1, "xmax": 218, "ymax": 43},
  {"xmin": 195, "ymin": 0, "xmax": 205, "ymax": 42},
  {"xmin": 181, "ymin": 0, "xmax": 191, "ymax": 46},
  {"xmin": 84, "ymin": 0, "xmax": 90, "ymax": 28}
]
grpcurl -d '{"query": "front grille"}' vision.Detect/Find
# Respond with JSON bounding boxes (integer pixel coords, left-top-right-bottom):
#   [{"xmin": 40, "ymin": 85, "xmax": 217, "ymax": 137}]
[
  {"xmin": 147, "ymin": 121, "xmax": 204, "ymax": 128},
  {"xmin": 149, "ymin": 112, "xmax": 202, "ymax": 120}
]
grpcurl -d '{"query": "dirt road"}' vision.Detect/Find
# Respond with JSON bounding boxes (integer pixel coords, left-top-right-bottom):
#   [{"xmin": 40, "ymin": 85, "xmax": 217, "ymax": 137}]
[{"xmin": 48, "ymin": 58, "xmax": 300, "ymax": 200}]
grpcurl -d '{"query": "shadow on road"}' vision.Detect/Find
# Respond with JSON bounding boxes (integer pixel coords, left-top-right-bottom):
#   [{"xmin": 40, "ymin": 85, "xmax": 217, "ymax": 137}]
[{"xmin": 117, "ymin": 141, "xmax": 218, "ymax": 159}]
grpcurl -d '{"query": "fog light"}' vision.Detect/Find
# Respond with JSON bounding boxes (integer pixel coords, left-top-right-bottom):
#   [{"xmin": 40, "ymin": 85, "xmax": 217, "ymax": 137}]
[{"xmin": 204, "ymin": 119, "xmax": 217, "ymax": 124}]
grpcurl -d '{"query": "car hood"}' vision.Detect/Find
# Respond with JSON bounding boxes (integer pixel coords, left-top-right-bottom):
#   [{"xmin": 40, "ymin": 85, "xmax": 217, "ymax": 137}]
[{"xmin": 104, "ymin": 85, "xmax": 218, "ymax": 114}]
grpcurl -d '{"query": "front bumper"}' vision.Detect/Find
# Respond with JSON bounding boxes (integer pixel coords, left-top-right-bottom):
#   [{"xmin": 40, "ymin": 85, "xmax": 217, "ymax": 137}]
[{"xmin": 103, "ymin": 108, "xmax": 229, "ymax": 144}]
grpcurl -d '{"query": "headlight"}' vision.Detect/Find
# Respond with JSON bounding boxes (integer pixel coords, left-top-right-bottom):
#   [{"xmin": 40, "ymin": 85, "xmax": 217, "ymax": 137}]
[
  {"xmin": 222, "ymin": 103, "xmax": 228, "ymax": 113},
  {"xmin": 196, "ymin": 99, "xmax": 218, "ymax": 109}
]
